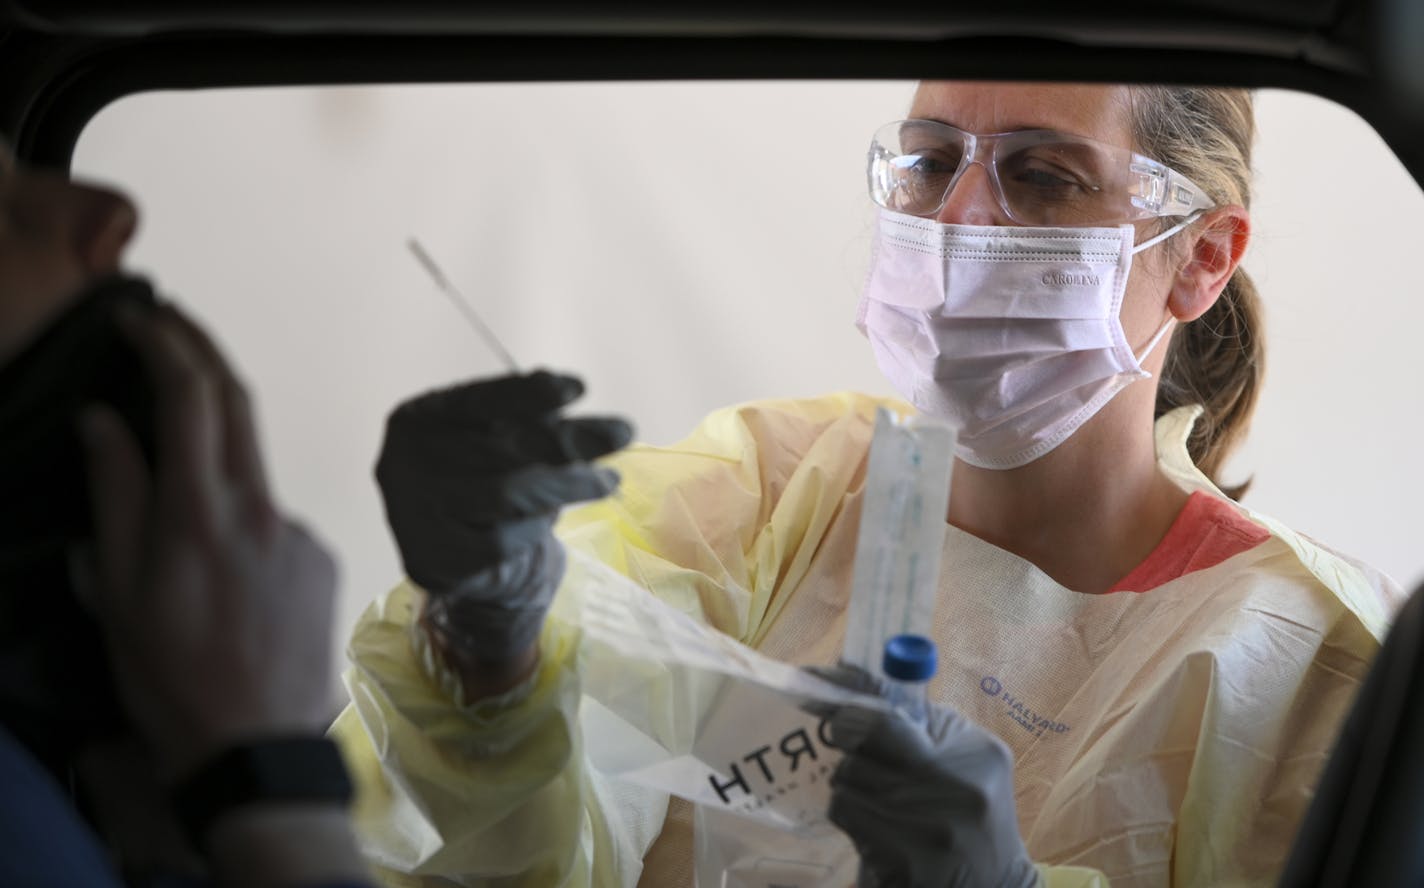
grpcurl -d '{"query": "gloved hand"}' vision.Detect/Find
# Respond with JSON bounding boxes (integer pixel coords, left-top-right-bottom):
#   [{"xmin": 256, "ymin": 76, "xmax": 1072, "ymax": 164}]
[
  {"xmin": 375, "ymin": 370, "xmax": 632, "ymax": 663},
  {"xmin": 811, "ymin": 665, "xmax": 1040, "ymax": 888}
]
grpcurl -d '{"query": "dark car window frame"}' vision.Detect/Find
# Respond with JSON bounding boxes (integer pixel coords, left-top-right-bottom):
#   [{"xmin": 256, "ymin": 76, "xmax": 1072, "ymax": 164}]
[{"xmin": 2, "ymin": 1, "xmax": 1422, "ymax": 183}]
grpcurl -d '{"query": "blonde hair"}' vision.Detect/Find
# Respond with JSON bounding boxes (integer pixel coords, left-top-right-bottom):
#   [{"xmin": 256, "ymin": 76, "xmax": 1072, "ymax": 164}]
[{"xmin": 1129, "ymin": 86, "xmax": 1262, "ymax": 499}]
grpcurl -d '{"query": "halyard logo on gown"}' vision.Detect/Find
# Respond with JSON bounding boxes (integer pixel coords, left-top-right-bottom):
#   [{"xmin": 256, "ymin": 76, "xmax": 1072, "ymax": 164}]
[{"xmin": 981, "ymin": 676, "xmax": 1070, "ymax": 738}]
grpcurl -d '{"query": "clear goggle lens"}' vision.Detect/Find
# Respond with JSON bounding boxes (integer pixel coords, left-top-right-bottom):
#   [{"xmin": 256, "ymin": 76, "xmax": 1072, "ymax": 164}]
[{"xmin": 868, "ymin": 120, "xmax": 1213, "ymax": 227}]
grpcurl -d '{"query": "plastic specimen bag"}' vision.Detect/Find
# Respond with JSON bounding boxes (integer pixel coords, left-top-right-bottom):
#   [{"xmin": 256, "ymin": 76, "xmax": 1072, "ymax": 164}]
[
  {"xmin": 566, "ymin": 408, "xmax": 955, "ymax": 886},
  {"xmin": 564, "ymin": 548, "xmax": 877, "ymax": 885}
]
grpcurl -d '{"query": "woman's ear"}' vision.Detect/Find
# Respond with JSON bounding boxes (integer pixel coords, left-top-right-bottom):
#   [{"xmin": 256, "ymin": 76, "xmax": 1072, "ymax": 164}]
[{"xmin": 1168, "ymin": 205, "xmax": 1250, "ymax": 322}]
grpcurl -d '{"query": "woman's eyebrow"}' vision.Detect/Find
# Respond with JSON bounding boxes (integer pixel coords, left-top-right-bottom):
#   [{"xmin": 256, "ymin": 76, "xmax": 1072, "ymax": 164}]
[{"xmin": 908, "ymin": 115, "xmax": 1064, "ymax": 134}]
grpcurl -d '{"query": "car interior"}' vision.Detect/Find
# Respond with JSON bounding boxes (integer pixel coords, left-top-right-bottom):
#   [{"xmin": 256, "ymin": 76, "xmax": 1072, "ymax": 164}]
[{"xmin": 2, "ymin": 2, "xmax": 1422, "ymax": 885}]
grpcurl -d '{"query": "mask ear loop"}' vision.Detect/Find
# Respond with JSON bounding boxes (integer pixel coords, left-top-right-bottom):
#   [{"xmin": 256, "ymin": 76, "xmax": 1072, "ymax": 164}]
[
  {"xmin": 1128, "ymin": 209, "xmax": 1207, "ymax": 364},
  {"xmin": 1134, "ymin": 316, "xmax": 1176, "ymax": 364}
]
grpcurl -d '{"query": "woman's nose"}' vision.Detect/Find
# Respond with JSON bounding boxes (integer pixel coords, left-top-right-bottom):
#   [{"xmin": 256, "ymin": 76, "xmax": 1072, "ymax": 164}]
[{"xmin": 934, "ymin": 162, "xmax": 1008, "ymax": 227}]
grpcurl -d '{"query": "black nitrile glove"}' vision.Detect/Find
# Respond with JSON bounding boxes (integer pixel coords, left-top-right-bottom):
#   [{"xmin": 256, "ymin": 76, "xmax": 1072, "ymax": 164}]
[
  {"xmin": 375, "ymin": 370, "xmax": 632, "ymax": 659},
  {"xmin": 810, "ymin": 664, "xmax": 1041, "ymax": 888}
]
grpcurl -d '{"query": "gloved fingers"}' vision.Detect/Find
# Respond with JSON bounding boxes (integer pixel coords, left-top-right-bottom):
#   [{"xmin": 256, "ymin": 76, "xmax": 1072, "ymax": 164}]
[
  {"xmin": 834, "ymin": 768, "xmax": 1035, "ymax": 888},
  {"xmin": 798, "ymin": 663, "xmax": 885, "ymax": 725},
  {"xmin": 828, "ymin": 783, "xmax": 915, "ymax": 837},
  {"xmin": 832, "ymin": 750, "xmax": 911, "ymax": 797},
  {"xmin": 425, "ymin": 462, "xmax": 620, "ymax": 525},
  {"xmin": 832, "ymin": 751, "xmax": 978, "ymax": 810},
  {"xmin": 797, "ymin": 695, "xmax": 835, "ymax": 724},
  {"xmin": 548, "ymin": 415, "xmax": 635, "ymax": 462},
  {"xmin": 437, "ymin": 416, "xmax": 632, "ymax": 467},
  {"xmin": 827, "ymin": 794, "xmax": 919, "ymax": 885},
  {"xmin": 916, "ymin": 705, "xmax": 1018, "ymax": 776},
  {"xmin": 831, "ymin": 776, "xmax": 973, "ymax": 853},
  {"xmin": 850, "ymin": 703, "xmax": 967, "ymax": 769},
  {"xmin": 818, "ymin": 695, "xmax": 938, "ymax": 760},
  {"xmin": 393, "ymin": 369, "xmax": 585, "ymax": 424},
  {"xmin": 804, "ymin": 662, "xmax": 883, "ymax": 695},
  {"xmin": 376, "ymin": 428, "xmax": 624, "ymax": 542},
  {"xmin": 397, "ymin": 513, "xmax": 557, "ymax": 593},
  {"xmin": 380, "ymin": 415, "xmax": 633, "ymax": 475},
  {"xmin": 852, "ymin": 845, "xmax": 907, "ymax": 888},
  {"xmin": 496, "ymin": 461, "xmax": 621, "ymax": 513},
  {"xmin": 817, "ymin": 703, "xmax": 889, "ymax": 753}
]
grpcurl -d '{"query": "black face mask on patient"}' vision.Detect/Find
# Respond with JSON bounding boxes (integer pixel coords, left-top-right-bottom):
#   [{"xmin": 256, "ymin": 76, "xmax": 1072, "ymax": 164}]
[{"xmin": 0, "ymin": 275, "xmax": 158, "ymax": 778}]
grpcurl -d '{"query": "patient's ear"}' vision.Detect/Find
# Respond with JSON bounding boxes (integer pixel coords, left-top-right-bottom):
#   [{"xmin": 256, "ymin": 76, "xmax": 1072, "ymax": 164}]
[{"xmin": 1168, "ymin": 205, "xmax": 1250, "ymax": 322}]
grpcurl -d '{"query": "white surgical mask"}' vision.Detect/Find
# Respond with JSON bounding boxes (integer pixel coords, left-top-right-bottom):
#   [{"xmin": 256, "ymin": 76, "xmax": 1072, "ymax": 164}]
[{"xmin": 856, "ymin": 208, "xmax": 1194, "ymax": 469}]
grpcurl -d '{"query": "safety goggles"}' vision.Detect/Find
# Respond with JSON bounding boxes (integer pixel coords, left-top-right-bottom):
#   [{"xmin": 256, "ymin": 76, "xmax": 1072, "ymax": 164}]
[{"xmin": 867, "ymin": 119, "xmax": 1215, "ymax": 226}]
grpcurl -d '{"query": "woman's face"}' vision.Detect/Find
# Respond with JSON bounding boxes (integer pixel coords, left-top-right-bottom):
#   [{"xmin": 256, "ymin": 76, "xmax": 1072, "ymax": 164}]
[{"xmin": 907, "ymin": 81, "xmax": 1182, "ymax": 363}]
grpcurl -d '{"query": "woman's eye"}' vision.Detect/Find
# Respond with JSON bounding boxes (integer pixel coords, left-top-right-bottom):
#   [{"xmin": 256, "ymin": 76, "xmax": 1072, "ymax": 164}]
[
  {"xmin": 897, "ymin": 155, "xmax": 958, "ymax": 194},
  {"xmin": 912, "ymin": 155, "xmax": 957, "ymax": 175},
  {"xmin": 1013, "ymin": 164, "xmax": 1094, "ymax": 193}
]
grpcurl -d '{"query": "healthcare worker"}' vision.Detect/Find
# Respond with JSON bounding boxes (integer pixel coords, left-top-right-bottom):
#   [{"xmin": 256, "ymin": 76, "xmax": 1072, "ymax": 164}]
[{"xmin": 331, "ymin": 83, "xmax": 1404, "ymax": 887}]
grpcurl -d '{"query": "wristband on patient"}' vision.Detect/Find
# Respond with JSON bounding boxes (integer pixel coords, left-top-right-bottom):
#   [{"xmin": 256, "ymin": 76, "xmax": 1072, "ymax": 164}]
[{"xmin": 171, "ymin": 736, "xmax": 354, "ymax": 850}]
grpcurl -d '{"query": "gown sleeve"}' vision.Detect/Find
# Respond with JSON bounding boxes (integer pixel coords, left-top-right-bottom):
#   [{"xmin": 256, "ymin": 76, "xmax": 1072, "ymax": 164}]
[{"xmin": 329, "ymin": 393, "xmax": 902, "ymax": 886}]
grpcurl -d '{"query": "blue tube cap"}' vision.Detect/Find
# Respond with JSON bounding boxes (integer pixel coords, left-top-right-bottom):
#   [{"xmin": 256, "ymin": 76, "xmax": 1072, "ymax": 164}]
[{"xmin": 882, "ymin": 634, "xmax": 938, "ymax": 682}]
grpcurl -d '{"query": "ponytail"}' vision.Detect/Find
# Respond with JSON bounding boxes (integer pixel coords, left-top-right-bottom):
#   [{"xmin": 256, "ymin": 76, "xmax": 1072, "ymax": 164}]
[
  {"xmin": 1130, "ymin": 85, "xmax": 1261, "ymax": 498},
  {"xmin": 1155, "ymin": 267, "xmax": 1264, "ymax": 499}
]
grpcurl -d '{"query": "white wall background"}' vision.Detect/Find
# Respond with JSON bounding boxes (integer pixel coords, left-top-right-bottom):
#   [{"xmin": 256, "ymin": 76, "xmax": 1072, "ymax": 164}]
[{"xmin": 71, "ymin": 83, "xmax": 1424, "ymax": 681}]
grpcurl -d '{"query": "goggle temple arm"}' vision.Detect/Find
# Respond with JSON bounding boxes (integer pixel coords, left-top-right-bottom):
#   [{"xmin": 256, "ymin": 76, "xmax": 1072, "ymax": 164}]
[{"xmin": 1128, "ymin": 153, "xmax": 1215, "ymax": 218}]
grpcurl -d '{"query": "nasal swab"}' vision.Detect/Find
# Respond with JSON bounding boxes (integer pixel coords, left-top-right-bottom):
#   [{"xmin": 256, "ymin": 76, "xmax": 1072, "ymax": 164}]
[
  {"xmin": 405, "ymin": 236, "xmax": 643, "ymax": 507},
  {"xmin": 407, "ymin": 237, "xmax": 521, "ymax": 373}
]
